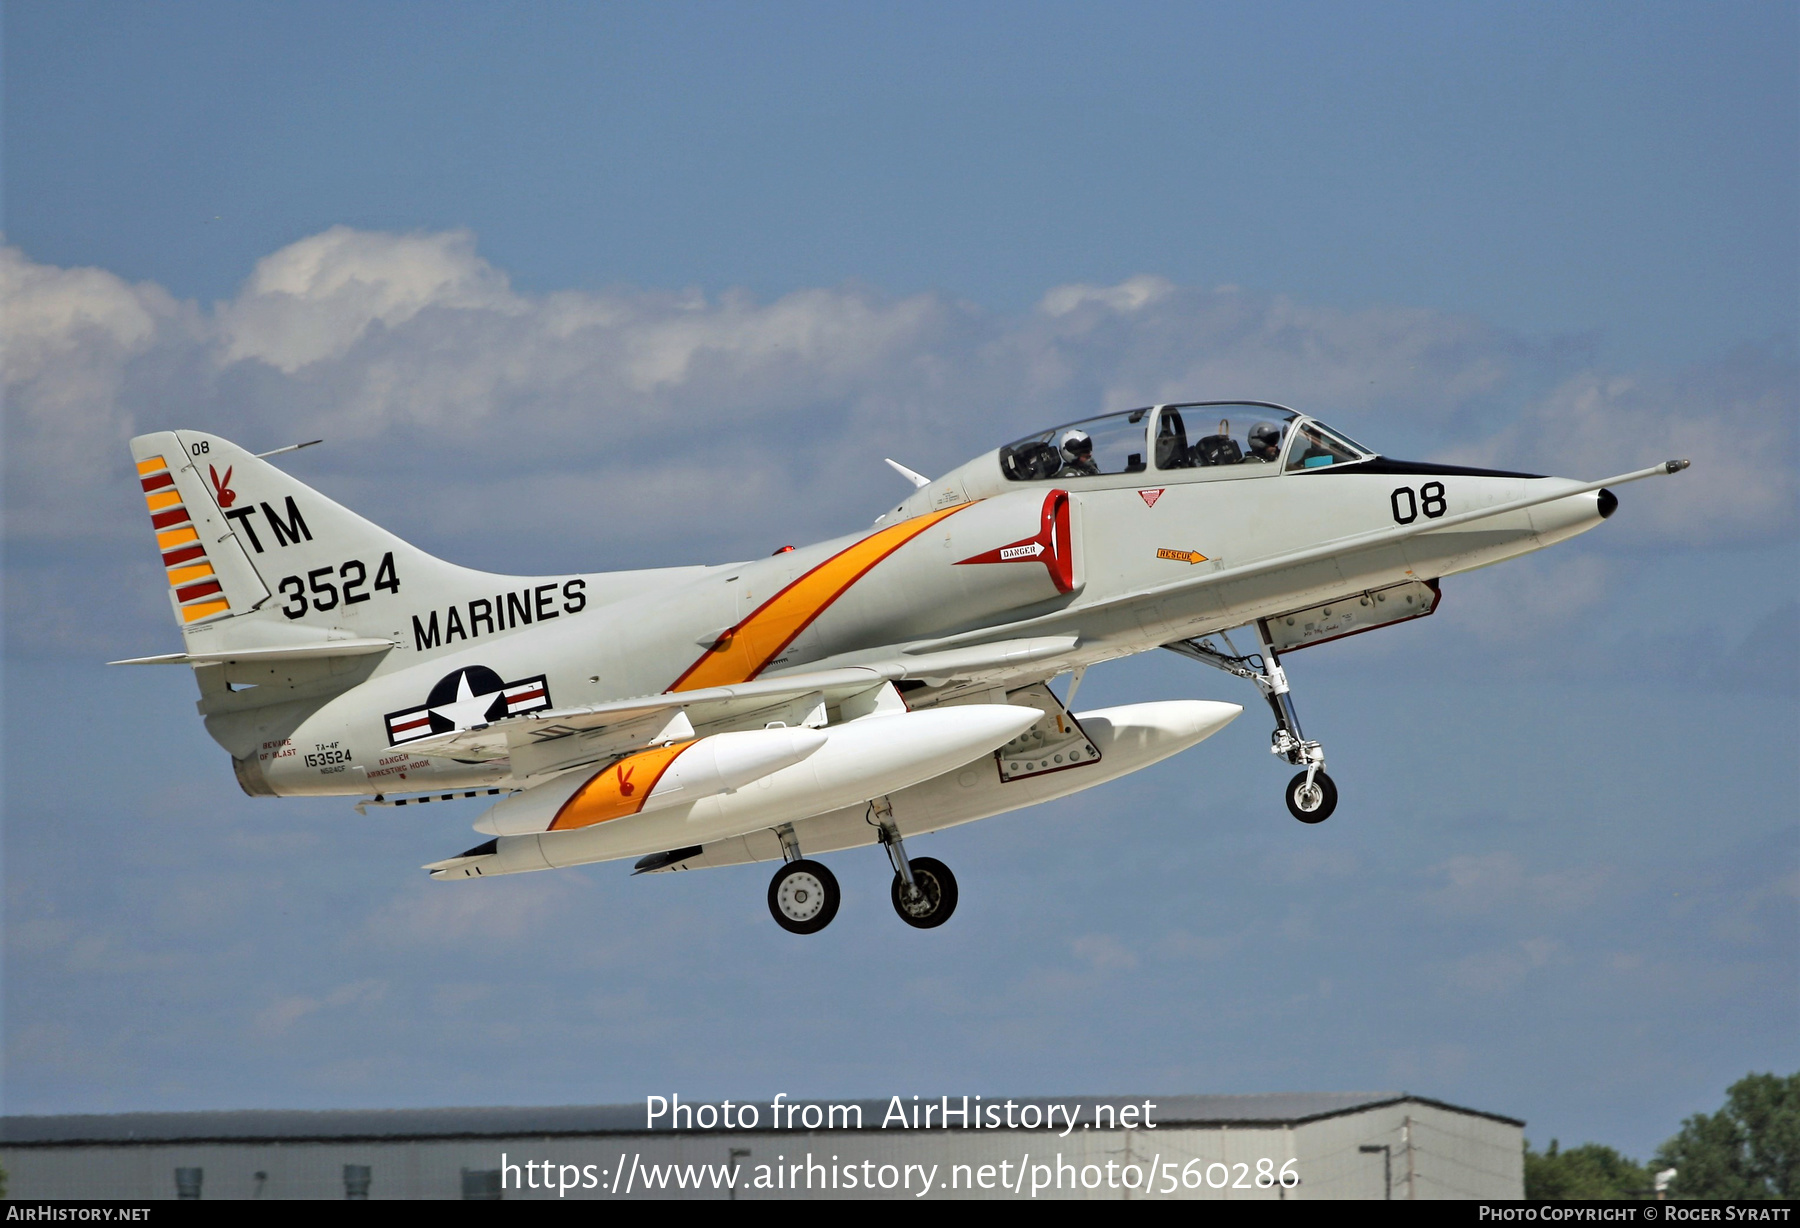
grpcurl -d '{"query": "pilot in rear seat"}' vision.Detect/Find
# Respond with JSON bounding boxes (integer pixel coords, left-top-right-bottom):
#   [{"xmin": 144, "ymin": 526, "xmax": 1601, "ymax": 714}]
[{"xmin": 1295, "ymin": 424, "xmax": 1336, "ymax": 467}]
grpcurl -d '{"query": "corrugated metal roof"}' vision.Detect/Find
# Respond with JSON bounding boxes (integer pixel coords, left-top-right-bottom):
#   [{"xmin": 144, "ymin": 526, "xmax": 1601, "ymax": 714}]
[{"xmin": 1, "ymin": 1092, "xmax": 1521, "ymax": 1146}]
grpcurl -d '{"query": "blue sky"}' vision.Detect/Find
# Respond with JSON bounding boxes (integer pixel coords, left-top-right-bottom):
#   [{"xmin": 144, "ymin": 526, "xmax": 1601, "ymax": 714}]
[
  {"xmin": 8, "ymin": 1, "xmax": 1794, "ymax": 365},
  {"xmin": 3, "ymin": 1, "xmax": 1795, "ymax": 1163}
]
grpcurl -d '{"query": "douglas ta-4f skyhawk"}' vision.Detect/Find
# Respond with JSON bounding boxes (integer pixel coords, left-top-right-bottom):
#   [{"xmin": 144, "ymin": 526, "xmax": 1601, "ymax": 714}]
[{"xmin": 120, "ymin": 404, "xmax": 1687, "ymax": 933}]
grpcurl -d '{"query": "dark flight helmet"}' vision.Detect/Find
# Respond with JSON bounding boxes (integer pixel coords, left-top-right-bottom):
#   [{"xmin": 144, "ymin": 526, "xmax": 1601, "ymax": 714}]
[{"xmin": 1248, "ymin": 421, "xmax": 1283, "ymax": 454}]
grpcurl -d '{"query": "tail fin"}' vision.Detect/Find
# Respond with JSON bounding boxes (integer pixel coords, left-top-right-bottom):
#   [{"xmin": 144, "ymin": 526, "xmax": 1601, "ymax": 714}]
[{"xmin": 129, "ymin": 430, "xmax": 494, "ymax": 653}]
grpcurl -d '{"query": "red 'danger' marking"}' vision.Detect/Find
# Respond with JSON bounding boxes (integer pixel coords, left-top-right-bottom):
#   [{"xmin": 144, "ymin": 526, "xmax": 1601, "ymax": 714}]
[{"xmin": 954, "ymin": 489, "xmax": 1076, "ymax": 594}]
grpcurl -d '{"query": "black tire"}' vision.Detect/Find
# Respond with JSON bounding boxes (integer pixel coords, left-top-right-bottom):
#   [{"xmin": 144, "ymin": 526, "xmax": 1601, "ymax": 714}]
[
  {"xmin": 891, "ymin": 856, "xmax": 958, "ymax": 929},
  {"xmin": 767, "ymin": 859, "xmax": 840, "ymax": 934},
  {"xmin": 1285, "ymin": 770, "xmax": 1338, "ymax": 823}
]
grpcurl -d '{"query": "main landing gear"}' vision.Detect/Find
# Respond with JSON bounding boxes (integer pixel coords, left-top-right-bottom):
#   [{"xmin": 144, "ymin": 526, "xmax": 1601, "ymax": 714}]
[
  {"xmin": 762, "ymin": 803, "xmax": 961, "ymax": 934},
  {"xmin": 1166, "ymin": 624, "xmax": 1338, "ymax": 824},
  {"xmin": 872, "ymin": 797, "xmax": 958, "ymax": 929},
  {"xmin": 767, "ymin": 823, "xmax": 841, "ymax": 935}
]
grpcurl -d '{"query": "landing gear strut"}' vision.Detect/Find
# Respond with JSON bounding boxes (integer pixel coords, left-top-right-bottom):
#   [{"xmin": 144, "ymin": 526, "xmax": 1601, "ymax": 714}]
[
  {"xmin": 766, "ymin": 823, "xmax": 841, "ymax": 934},
  {"xmin": 869, "ymin": 798, "xmax": 958, "ymax": 928},
  {"xmin": 1166, "ymin": 623, "xmax": 1338, "ymax": 823}
]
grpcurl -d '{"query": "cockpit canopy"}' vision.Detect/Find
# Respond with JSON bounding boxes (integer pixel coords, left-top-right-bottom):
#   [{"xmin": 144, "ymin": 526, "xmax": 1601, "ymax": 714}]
[{"xmin": 998, "ymin": 403, "xmax": 1372, "ymax": 482}]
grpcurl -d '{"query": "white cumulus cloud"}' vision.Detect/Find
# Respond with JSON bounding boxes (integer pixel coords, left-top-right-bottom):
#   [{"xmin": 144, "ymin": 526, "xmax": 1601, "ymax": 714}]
[{"xmin": 2, "ymin": 226, "xmax": 1791, "ymax": 657}]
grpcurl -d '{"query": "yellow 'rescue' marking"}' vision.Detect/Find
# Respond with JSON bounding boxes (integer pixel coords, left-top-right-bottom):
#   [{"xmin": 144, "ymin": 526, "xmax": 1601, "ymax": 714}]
[
  {"xmin": 167, "ymin": 563, "xmax": 215, "ymax": 586},
  {"xmin": 670, "ymin": 505, "xmax": 970, "ymax": 692},
  {"xmin": 548, "ymin": 741, "xmax": 695, "ymax": 831},
  {"xmin": 181, "ymin": 599, "xmax": 231, "ymax": 622},
  {"xmin": 1156, "ymin": 547, "xmax": 1209, "ymax": 565}
]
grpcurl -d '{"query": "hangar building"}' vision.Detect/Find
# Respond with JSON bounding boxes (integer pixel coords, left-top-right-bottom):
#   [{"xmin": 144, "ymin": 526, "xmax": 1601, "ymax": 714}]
[{"xmin": 2, "ymin": 1092, "xmax": 1524, "ymax": 1200}]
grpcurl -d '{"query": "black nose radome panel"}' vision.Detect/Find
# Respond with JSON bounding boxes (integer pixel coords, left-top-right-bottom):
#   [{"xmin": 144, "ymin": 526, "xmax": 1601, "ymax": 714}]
[{"xmin": 1597, "ymin": 488, "xmax": 1618, "ymax": 519}]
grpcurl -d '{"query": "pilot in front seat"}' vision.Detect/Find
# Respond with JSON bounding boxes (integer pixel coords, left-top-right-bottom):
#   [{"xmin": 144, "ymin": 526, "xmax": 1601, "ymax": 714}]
[{"xmin": 1059, "ymin": 429, "xmax": 1100, "ymax": 476}]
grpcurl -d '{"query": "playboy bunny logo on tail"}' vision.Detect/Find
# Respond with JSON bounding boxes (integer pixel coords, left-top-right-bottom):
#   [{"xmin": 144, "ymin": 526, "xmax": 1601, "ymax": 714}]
[{"xmin": 209, "ymin": 464, "xmax": 236, "ymax": 507}]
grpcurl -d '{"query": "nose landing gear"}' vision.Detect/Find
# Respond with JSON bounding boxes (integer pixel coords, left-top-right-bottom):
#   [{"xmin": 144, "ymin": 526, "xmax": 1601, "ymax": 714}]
[{"xmin": 1167, "ymin": 623, "xmax": 1338, "ymax": 823}]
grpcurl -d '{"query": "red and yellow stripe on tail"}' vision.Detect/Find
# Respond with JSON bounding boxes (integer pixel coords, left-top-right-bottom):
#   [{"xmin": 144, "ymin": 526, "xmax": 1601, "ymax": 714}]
[{"xmin": 138, "ymin": 455, "xmax": 232, "ymax": 624}]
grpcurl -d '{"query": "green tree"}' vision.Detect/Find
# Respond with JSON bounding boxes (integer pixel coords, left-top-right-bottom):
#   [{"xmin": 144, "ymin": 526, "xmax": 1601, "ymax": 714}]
[
  {"xmin": 1656, "ymin": 1072, "xmax": 1800, "ymax": 1199},
  {"xmin": 1525, "ymin": 1138, "xmax": 1653, "ymax": 1199}
]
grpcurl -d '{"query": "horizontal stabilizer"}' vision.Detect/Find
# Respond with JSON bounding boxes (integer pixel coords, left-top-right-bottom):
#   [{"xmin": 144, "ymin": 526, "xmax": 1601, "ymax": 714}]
[{"xmin": 109, "ymin": 637, "xmax": 398, "ymax": 666}]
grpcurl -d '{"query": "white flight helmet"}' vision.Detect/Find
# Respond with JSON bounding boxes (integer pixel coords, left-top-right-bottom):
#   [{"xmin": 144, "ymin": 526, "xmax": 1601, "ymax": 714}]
[{"xmin": 1061, "ymin": 429, "xmax": 1093, "ymax": 463}]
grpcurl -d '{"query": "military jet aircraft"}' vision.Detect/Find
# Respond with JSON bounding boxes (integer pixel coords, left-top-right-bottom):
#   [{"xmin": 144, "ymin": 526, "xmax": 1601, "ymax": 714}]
[{"xmin": 118, "ymin": 403, "xmax": 1686, "ymax": 933}]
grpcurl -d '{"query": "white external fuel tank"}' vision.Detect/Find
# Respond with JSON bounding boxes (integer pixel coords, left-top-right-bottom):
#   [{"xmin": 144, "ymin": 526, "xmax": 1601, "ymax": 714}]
[
  {"xmin": 633, "ymin": 699, "xmax": 1245, "ymax": 874},
  {"xmin": 431, "ymin": 703, "xmax": 1041, "ymax": 878},
  {"xmin": 474, "ymin": 725, "xmax": 830, "ymax": 836}
]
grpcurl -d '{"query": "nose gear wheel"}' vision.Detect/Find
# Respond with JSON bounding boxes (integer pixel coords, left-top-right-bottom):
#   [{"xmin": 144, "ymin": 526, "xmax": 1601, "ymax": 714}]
[{"xmin": 1285, "ymin": 769, "xmax": 1338, "ymax": 823}]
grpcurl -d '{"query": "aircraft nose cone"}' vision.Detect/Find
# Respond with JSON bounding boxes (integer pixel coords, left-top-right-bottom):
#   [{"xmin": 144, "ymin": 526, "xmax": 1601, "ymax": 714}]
[{"xmin": 1597, "ymin": 488, "xmax": 1618, "ymax": 519}]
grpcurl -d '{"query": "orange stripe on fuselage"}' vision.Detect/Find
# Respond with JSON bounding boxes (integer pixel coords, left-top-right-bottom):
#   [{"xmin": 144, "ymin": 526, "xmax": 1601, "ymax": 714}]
[
  {"xmin": 669, "ymin": 504, "xmax": 971, "ymax": 692},
  {"xmin": 548, "ymin": 741, "xmax": 695, "ymax": 831}
]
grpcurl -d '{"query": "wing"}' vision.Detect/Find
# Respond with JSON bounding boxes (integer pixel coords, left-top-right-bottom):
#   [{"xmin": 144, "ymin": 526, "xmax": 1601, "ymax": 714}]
[{"xmin": 397, "ymin": 636, "xmax": 1080, "ymax": 782}]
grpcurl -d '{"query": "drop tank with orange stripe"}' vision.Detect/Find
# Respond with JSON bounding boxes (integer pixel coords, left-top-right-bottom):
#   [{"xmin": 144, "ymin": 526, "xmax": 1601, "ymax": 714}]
[
  {"xmin": 443, "ymin": 704, "xmax": 1044, "ymax": 877},
  {"xmin": 477, "ymin": 725, "xmax": 830, "ymax": 837}
]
